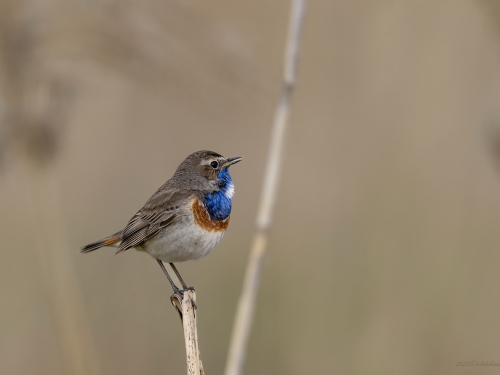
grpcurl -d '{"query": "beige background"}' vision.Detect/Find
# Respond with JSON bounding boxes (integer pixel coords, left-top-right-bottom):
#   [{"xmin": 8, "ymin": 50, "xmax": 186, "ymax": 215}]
[{"xmin": 2, "ymin": 0, "xmax": 500, "ymax": 374}]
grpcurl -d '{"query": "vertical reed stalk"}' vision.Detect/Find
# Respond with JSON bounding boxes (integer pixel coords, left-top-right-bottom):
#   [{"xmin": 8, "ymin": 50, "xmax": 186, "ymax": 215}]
[
  {"xmin": 224, "ymin": 1, "xmax": 307, "ymax": 374},
  {"xmin": 18, "ymin": 161, "xmax": 100, "ymax": 375}
]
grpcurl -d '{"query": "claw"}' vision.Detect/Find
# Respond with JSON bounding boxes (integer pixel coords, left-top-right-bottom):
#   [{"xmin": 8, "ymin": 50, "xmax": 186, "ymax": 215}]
[
  {"xmin": 173, "ymin": 286, "xmax": 184, "ymax": 296},
  {"xmin": 170, "ymin": 287, "xmax": 196, "ymax": 309}
]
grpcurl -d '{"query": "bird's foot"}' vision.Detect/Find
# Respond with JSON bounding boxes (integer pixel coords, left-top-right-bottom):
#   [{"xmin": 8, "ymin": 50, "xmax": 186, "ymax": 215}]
[
  {"xmin": 173, "ymin": 285, "xmax": 184, "ymax": 296},
  {"xmin": 170, "ymin": 286, "xmax": 197, "ymax": 309}
]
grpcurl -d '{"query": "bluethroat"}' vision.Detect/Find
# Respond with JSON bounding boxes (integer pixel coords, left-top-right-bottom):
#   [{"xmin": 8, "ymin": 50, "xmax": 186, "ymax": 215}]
[{"xmin": 81, "ymin": 150, "xmax": 242, "ymax": 296}]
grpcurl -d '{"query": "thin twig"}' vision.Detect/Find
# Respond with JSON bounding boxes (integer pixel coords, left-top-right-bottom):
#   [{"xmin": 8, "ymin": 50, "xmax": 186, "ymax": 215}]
[
  {"xmin": 224, "ymin": 1, "xmax": 307, "ymax": 375},
  {"xmin": 171, "ymin": 291, "xmax": 205, "ymax": 375}
]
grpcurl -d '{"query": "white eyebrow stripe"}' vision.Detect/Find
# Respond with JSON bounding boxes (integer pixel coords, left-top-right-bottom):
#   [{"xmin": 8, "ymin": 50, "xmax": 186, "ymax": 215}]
[{"xmin": 200, "ymin": 157, "xmax": 224, "ymax": 166}]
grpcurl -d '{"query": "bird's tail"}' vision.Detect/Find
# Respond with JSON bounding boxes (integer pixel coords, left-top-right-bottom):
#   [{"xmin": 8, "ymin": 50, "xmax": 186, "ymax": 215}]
[{"xmin": 81, "ymin": 231, "xmax": 123, "ymax": 253}]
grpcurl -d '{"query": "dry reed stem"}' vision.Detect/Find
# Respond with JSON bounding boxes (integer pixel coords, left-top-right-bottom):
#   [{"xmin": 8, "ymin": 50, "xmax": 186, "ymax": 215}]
[
  {"xmin": 18, "ymin": 163, "xmax": 100, "ymax": 375},
  {"xmin": 171, "ymin": 290, "xmax": 205, "ymax": 375},
  {"xmin": 224, "ymin": 1, "xmax": 307, "ymax": 375},
  {"xmin": 12, "ymin": 74, "xmax": 98, "ymax": 375}
]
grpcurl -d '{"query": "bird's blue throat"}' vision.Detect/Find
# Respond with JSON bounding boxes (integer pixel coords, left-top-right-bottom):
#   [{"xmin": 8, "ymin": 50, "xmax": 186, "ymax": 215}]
[{"xmin": 204, "ymin": 168, "xmax": 234, "ymax": 221}]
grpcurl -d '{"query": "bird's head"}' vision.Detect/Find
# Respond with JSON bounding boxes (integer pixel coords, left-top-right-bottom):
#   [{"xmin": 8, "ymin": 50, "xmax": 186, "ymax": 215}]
[{"xmin": 171, "ymin": 150, "xmax": 242, "ymax": 192}]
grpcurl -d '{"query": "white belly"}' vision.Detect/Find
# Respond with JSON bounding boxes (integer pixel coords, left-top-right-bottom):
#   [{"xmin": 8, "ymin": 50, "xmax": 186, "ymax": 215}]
[{"xmin": 139, "ymin": 219, "xmax": 226, "ymax": 263}]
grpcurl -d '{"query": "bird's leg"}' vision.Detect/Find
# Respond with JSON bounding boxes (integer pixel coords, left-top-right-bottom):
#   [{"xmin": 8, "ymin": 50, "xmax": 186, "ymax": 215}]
[
  {"xmin": 169, "ymin": 263, "xmax": 197, "ymax": 309},
  {"xmin": 169, "ymin": 263, "xmax": 191, "ymax": 290},
  {"xmin": 157, "ymin": 259, "xmax": 183, "ymax": 295}
]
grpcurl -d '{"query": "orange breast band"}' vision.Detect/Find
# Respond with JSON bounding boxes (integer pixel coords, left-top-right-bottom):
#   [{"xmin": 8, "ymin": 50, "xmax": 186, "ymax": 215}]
[{"xmin": 192, "ymin": 198, "xmax": 230, "ymax": 232}]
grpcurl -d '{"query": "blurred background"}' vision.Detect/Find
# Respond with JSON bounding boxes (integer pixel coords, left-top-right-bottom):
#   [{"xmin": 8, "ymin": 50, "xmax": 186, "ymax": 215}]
[{"xmin": 2, "ymin": 0, "xmax": 500, "ymax": 374}]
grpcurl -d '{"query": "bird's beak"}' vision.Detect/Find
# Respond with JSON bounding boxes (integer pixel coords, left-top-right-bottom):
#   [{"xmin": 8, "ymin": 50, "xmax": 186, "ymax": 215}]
[{"xmin": 222, "ymin": 156, "xmax": 242, "ymax": 168}]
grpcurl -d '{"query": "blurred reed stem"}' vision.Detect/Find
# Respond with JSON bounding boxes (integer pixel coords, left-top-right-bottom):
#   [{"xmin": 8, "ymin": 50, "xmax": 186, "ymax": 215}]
[
  {"xmin": 224, "ymin": 1, "xmax": 307, "ymax": 374},
  {"xmin": 18, "ymin": 160, "xmax": 100, "ymax": 375},
  {"xmin": 0, "ymin": 6, "xmax": 96, "ymax": 371}
]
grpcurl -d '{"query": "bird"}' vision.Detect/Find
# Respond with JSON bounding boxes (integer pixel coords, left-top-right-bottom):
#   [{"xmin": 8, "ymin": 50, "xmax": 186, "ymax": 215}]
[{"xmin": 81, "ymin": 150, "xmax": 242, "ymax": 296}]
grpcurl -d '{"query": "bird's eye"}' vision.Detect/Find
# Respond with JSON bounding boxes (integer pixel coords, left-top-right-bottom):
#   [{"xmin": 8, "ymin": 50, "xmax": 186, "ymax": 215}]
[{"xmin": 210, "ymin": 161, "xmax": 219, "ymax": 169}]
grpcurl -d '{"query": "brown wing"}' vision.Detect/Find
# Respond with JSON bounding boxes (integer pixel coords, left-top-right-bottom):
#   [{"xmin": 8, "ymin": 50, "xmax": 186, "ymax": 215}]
[{"xmin": 116, "ymin": 186, "xmax": 193, "ymax": 253}]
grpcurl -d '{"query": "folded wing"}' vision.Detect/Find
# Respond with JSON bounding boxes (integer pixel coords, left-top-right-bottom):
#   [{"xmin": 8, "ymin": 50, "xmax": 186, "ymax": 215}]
[{"xmin": 116, "ymin": 186, "xmax": 193, "ymax": 253}]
